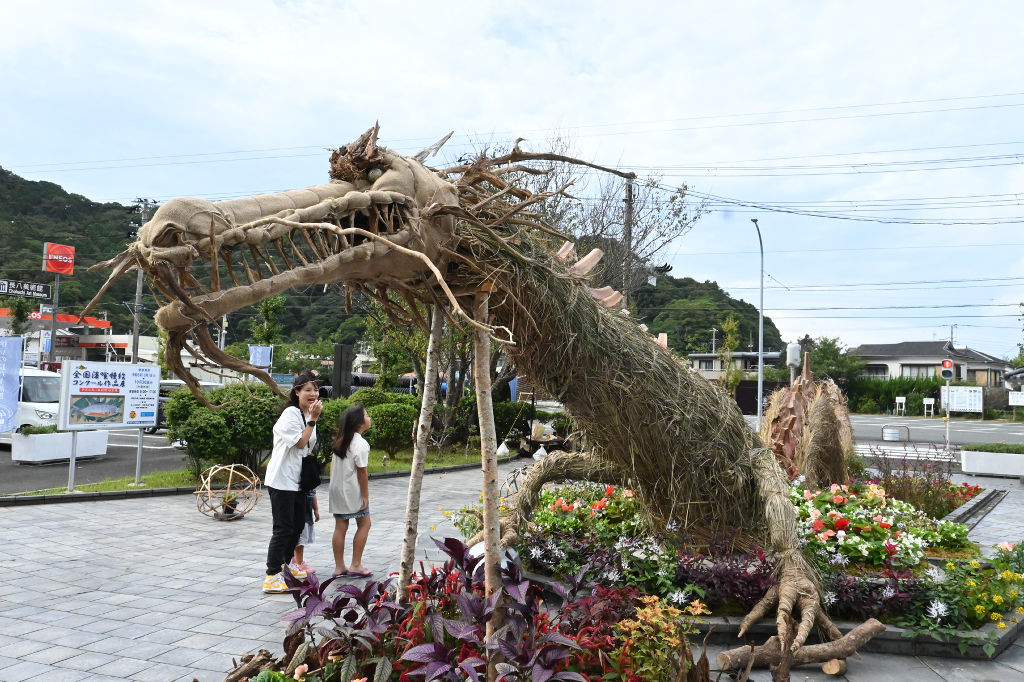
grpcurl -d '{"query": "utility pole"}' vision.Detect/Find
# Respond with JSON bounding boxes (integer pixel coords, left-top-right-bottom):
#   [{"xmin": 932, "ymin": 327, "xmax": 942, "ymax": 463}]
[
  {"xmin": 709, "ymin": 327, "xmax": 718, "ymax": 353},
  {"xmin": 622, "ymin": 178, "xmax": 634, "ymax": 304},
  {"xmin": 129, "ymin": 198, "xmax": 158, "ymax": 364},
  {"xmin": 129, "ymin": 198, "xmax": 157, "ymax": 488},
  {"xmin": 751, "ymin": 218, "xmax": 765, "ymax": 431}
]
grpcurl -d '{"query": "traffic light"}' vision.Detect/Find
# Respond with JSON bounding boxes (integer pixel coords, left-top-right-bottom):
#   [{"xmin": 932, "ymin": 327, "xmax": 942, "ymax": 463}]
[{"xmin": 940, "ymin": 359, "xmax": 954, "ymax": 380}]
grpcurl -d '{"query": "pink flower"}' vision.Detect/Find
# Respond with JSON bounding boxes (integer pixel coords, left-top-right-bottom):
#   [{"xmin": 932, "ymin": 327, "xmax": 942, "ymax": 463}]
[
  {"xmin": 998, "ymin": 542, "xmax": 1017, "ymax": 552},
  {"xmin": 830, "ymin": 484, "xmax": 841, "ymax": 494},
  {"xmin": 804, "ymin": 490, "xmax": 815, "ymax": 500},
  {"xmin": 812, "ymin": 519, "xmax": 825, "ymax": 532},
  {"xmin": 293, "ymin": 664, "xmax": 309, "ymax": 679},
  {"xmin": 873, "ymin": 514, "xmax": 883, "ymax": 522},
  {"xmin": 832, "ymin": 495, "xmax": 845, "ymax": 504},
  {"xmin": 809, "ymin": 508, "xmax": 822, "ymax": 519},
  {"xmin": 827, "ymin": 511, "xmax": 841, "ymax": 519}
]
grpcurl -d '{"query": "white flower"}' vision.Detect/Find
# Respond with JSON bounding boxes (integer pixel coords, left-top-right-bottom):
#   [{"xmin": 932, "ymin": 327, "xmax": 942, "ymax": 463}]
[
  {"xmin": 529, "ymin": 546, "xmax": 544, "ymax": 560},
  {"xmin": 926, "ymin": 566, "xmax": 947, "ymax": 584},
  {"xmin": 666, "ymin": 519, "xmax": 681, "ymax": 532},
  {"xmin": 793, "ymin": 475, "xmax": 806, "ymax": 486},
  {"xmin": 881, "ymin": 585, "xmax": 896, "ymax": 600},
  {"xmin": 829, "ymin": 553, "xmax": 849, "ymax": 566},
  {"xmin": 668, "ymin": 590, "xmax": 690, "ymax": 604},
  {"xmin": 926, "ymin": 600, "xmax": 949, "ymax": 621},
  {"xmin": 823, "ymin": 591, "xmax": 837, "ymax": 606},
  {"xmin": 602, "ymin": 568, "xmax": 622, "ymax": 582}
]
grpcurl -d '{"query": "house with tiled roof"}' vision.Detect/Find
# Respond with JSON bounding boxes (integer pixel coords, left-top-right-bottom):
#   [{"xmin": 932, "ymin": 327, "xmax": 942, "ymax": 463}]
[{"xmin": 851, "ymin": 341, "xmax": 1011, "ymax": 386}]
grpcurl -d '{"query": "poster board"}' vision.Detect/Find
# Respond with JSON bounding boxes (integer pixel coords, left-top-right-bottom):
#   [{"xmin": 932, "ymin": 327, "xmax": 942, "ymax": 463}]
[
  {"xmin": 1009, "ymin": 391, "xmax": 1024, "ymax": 407},
  {"xmin": 58, "ymin": 361, "xmax": 160, "ymax": 430},
  {"xmin": 940, "ymin": 385, "xmax": 983, "ymax": 413}
]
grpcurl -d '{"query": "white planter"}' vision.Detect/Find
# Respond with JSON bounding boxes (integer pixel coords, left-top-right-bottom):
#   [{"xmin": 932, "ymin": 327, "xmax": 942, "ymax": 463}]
[
  {"xmin": 11, "ymin": 430, "xmax": 109, "ymax": 464},
  {"xmin": 961, "ymin": 450, "xmax": 1024, "ymax": 477}
]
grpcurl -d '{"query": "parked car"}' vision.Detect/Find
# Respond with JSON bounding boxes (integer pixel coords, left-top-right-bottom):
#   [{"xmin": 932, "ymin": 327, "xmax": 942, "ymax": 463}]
[
  {"xmin": 144, "ymin": 379, "xmax": 220, "ymax": 434},
  {"xmin": 0, "ymin": 367, "xmax": 62, "ymax": 443}
]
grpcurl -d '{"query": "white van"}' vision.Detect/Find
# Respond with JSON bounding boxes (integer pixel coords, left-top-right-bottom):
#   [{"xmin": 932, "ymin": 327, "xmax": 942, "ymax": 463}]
[{"xmin": 0, "ymin": 367, "xmax": 61, "ymax": 438}]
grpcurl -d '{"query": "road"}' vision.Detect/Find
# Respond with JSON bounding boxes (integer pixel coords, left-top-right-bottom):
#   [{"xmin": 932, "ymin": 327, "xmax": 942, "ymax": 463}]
[
  {"xmin": 743, "ymin": 414, "xmax": 1024, "ymax": 446},
  {"xmin": 0, "ymin": 428, "xmax": 186, "ymax": 495}
]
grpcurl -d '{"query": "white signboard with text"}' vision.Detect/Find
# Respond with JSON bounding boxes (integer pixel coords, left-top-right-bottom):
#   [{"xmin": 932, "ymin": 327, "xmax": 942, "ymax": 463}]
[
  {"xmin": 58, "ymin": 361, "xmax": 160, "ymax": 430},
  {"xmin": 940, "ymin": 385, "xmax": 984, "ymax": 413},
  {"xmin": 1010, "ymin": 391, "xmax": 1024, "ymax": 407}
]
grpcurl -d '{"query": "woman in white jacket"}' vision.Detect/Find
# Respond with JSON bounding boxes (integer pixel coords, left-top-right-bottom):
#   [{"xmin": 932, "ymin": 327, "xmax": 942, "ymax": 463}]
[{"xmin": 262, "ymin": 370, "xmax": 322, "ymax": 593}]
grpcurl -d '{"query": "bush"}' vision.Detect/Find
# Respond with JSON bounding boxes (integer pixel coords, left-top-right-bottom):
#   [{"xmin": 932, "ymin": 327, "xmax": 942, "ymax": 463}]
[
  {"xmin": 19, "ymin": 424, "xmax": 58, "ymax": 435},
  {"xmin": 905, "ymin": 392, "xmax": 924, "ymax": 416},
  {"xmin": 962, "ymin": 442, "xmax": 1024, "ymax": 454},
  {"xmin": 492, "ymin": 401, "xmax": 532, "ymax": 441},
  {"xmin": 365, "ymin": 402, "xmax": 418, "ymax": 457},
  {"xmin": 348, "ymin": 387, "xmax": 398, "ymax": 409},
  {"xmin": 166, "ymin": 382, "xmax": 279, "ymax": 473},
  {"xmin": 853, "ymin": 396, "xmax": 878, "ymax": 414},
  {"xmin": 172, "ymin": 410, "xmax": 231, "ymax": 480},
  {"xmin": 314, "ymin": 398, "xmax": 351, "ymax": 456}
]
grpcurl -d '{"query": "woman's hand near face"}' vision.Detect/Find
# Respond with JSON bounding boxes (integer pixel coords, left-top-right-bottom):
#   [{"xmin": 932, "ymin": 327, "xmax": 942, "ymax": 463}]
[{"xmin": 310, "ymin": 400, "xmax": 323, "ymax": 420}]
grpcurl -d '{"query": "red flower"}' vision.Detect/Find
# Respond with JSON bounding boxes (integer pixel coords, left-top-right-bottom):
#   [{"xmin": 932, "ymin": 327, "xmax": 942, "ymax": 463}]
[
  {"xmin": 832, "ymin": 495, "xmax": 845, "ymax": 504},
  {"xmin": 834, "ymin": 518, "xmax": 850, "ymax": 531},
  {"xmin": 812, "ymin": 519, "xmax": 825, "ymax": 532},
  {"xmin": 879, "ymin": 521, "xmax": 891, "ymax": 529},
  {"xmin": 605, "ymin": 485, "xmax": 615, "ymax": 497}
]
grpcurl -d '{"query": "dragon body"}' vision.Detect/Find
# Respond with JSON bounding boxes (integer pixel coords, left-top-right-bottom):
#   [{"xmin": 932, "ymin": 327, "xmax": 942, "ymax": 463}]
[{"xmin": 85, "ymin": 125, "xmax": 844, "ymax": 652}]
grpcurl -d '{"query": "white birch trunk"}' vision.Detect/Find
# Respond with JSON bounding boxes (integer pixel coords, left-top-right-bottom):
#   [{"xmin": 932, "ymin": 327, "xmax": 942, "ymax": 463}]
[
  {"xmin": 472, "ymin": 290, "xmax": 503, "ymax": 680},
  {"xmin": 397, "ymin": 306, "xmax": 444, "ymax": 603}
]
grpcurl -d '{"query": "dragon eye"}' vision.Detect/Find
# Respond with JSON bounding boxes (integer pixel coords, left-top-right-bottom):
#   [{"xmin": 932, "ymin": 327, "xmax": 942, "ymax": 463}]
[{"xmin": 367, "ymin": 168, "xmax": 383, "ymax": 182}]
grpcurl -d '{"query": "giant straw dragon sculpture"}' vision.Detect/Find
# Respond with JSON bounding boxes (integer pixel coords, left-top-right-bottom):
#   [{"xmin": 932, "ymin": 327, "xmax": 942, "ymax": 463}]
[{"xmin": 84, "ymin": 125, "xmax": 851, "ymax": 656}]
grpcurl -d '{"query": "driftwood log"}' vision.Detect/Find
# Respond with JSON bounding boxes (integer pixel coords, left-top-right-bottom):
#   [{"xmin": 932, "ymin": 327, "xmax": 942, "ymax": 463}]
[
  {"xmin": 223, "ymin": 649, "xmax": 274, "ymax": 682},
  {"xmin": 717, "ymin": 618, "xmax": 885, "ymax": 671}
]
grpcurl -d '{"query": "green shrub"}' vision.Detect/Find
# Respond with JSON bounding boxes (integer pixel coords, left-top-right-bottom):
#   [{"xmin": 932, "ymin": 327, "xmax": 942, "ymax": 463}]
[
  {"xmin": 19, "ymin": 424, "xmax": 58, "ymax": 435},
  {"xmin": 166, "ymin": 382, "xmax": 279, "ymax": 473},
  {"xmin": 492, "ymin": 401, "xmax": 532, "ymax": 441},
  {"xmin": 365, "ymin": 402, "xmax": 418, "ymax": 457},
  {"xmin": 851, "ymin": 396, "xmax": 877, "ymax": 413},
  {"xmin": 315, "ymin": 398, "xmax": 352, "ymax": 455},
  {"xmin": 905, "ymin": 392, "xmax": 924, "ymax": 416},
  {"xmin": 962, "ymin": 442, "xmax": 1024, "ymax": 454},
  {"xmin": 349, "ymin": 387, "xmax": 397, "ymax": 409},
  {"xmin": 551, "ymin": 412, "xmax": 573, "ymax": 437},
  {"xmin": 172, "ymin": 410, "xmax": 231, "ymax": 480}
]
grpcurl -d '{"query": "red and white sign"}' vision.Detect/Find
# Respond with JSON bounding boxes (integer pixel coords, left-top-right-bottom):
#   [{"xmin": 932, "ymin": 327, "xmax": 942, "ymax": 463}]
[{"xmin": 42, "ymin": 242, "xmax": 75, "ymax": 275}]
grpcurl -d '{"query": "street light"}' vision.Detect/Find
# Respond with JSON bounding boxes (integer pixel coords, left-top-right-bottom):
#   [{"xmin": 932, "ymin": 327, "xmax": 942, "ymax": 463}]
[{"xmin": 751, "ymin": 218, "xmax": 764, "ymax": 431}]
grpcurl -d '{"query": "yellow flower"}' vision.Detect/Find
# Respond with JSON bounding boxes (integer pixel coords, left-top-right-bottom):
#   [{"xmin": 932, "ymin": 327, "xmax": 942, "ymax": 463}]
[
  {"xmin": 1017, "ymin": 607, "xmax": 1024, "ymax": 615},
  {"xmin": 967, "ymin": 580, "xmax": 977, "ymax": 588},
  {"xmin": 991, "ymin": 612, "xmax": 1003, "ymax": 621},
  {"xmin": 993, "ymin": 595, "xmax": 1004, "ymax": 605},
  {"xmin": 1011, "ymin": 590, "xmax": 1019, "ymax": 599},
  {"xmin": 429, "ymin": 524, "xmax": 436, "ymax": 531},
  {"xmin": 997, "ymin": 622, "xmax": 1007, "ymax": 629},
  {"xmin": 1001, "ymin": 570, "xmax": 1014, "ymax": 581},
  {"xmin": 974, "ymin": 605, "xmax": 986, "ymax": 614},
  {"xmin": 970, "ymin": 560, "xmax": 981, "ymax": 568},
  {"xmin": 946, "ymin": 562, "xmax": 956, "ymax": 570}
]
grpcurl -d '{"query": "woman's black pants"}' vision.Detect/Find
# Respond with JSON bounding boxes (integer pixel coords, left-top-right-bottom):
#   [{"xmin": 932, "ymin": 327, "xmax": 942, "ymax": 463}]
[{"xmin": 266, "ymin": 487, "xmax": 306, "ymax": 576}]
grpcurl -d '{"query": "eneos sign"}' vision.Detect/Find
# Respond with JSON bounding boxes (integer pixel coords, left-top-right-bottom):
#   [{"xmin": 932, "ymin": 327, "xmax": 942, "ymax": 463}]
[{"xmin": 42, "ymin": 242, "xmax": 75, "ymax": 275}]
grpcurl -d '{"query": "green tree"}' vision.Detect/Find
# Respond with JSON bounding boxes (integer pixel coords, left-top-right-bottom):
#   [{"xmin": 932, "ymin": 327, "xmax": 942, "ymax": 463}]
[
  {"xmin": 250, "ymin": 294, "xmax": 285, "ymax": 346},
  {"xmin": 717, "ymin": 314, "xmax": 743, "ymax": 397},
  {"xmin": 1, "ymin": 297, "xmax": 34, "ymax": 337},
  {"xmin": 800, "ymin": 337, "xmax": 865, "ymax": 386}
]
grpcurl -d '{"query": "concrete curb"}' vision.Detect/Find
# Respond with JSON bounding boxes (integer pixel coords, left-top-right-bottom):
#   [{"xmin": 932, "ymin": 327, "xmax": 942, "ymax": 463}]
[{"xmin": 0, "ymin": 453, "xmax": 527, "ymax": 506}]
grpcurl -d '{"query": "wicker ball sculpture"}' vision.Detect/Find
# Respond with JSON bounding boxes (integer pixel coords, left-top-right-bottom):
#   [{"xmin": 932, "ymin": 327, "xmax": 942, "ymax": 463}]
[{"xmin": 195, "ymin": 464, "xmax": 262, "ymax": 520}]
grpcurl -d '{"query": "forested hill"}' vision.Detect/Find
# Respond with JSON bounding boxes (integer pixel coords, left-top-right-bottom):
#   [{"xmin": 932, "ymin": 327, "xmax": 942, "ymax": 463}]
[
  {"xmin": 0, "ymin": 167, "xmax": 360, "ymax": 343},
  {"xmin": 0, "ymin": 166, "xmax": 139, "ymax": 331},
  {"xmin": 633, "ymin": 275, "xmax": 785, "ymax": 356},
  {"xmin": 0, "ymin": 168, "xmax": 783, "ymax": 356}
]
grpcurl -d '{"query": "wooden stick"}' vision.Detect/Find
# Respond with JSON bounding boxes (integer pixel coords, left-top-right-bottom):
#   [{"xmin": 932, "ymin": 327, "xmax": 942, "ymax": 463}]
[{"xmin": 717, "ymin": 619, "xmax": 885, "ymax": 670}]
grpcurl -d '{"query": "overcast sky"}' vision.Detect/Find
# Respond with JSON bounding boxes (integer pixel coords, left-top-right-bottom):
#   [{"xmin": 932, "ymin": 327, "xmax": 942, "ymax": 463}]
[{"xmin": 2, "ymin": 1, "xmax": 1022, "ymax": 358}]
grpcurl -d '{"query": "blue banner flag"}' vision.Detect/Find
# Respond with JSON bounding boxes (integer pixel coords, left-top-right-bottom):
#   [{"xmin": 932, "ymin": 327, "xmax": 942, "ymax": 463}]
[
  {"xmin": 248, "ymin": 345, "xmax": 273, "ymax": 368},
  {"xmin": 0, "ymin": 337, "xmax": 24, "ymax": 433}
]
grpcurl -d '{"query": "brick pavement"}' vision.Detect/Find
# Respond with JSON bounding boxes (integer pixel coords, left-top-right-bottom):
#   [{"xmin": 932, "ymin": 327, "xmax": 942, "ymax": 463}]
[{"xmin": 0, "ymin": 460, "xmax": 1022, "ymax": 681}]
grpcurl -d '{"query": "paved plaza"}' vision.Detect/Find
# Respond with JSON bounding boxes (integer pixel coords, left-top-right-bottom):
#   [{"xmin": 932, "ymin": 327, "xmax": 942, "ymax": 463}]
[{"xmin": 1, "ymin": 457, "xmax": 1023, "ymax": 681}]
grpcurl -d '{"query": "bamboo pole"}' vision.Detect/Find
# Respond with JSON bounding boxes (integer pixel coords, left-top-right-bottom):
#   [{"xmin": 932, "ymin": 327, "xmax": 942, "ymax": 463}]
[{"xmin": 397, "ymin": 306, "xmax": 444, "ymax": 603}]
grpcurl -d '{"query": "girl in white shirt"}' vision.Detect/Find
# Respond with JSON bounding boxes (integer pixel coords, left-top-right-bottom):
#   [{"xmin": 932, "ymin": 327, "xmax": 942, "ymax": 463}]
[
  {"xmin": 262, "ymin": 370, "xmax": 323, "ymax": 593},
  {"xmin": 328, "ymin": 403, "xmax": 373, "ymax": 578}
]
